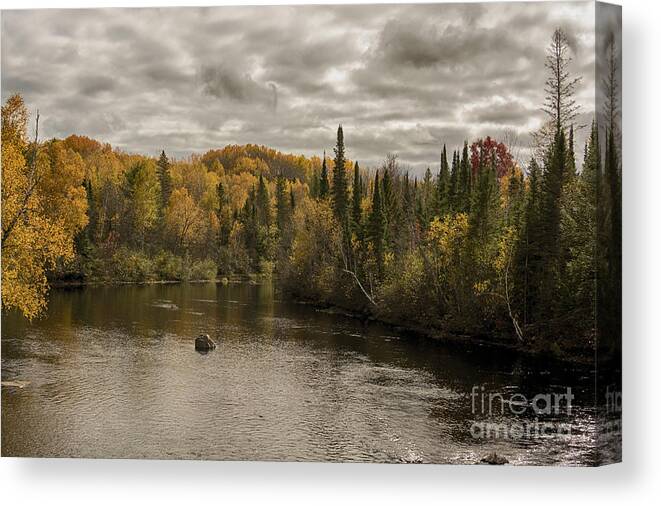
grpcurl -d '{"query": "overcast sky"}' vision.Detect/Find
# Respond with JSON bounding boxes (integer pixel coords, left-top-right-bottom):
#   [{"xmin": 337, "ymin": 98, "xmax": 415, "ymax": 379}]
[{"xmin": 1, "ymin": 2, "xmax": 598, "ymax": 172}]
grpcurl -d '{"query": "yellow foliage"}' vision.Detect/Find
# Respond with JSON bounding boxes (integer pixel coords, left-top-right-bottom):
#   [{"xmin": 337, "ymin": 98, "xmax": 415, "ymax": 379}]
[
  {"xmin": 2, "ymin": 96, "xmax": 88, "ymax": 319},
  {"xmin": 164, "ymin": 187, "xmax": 204, "ymax": 250}
]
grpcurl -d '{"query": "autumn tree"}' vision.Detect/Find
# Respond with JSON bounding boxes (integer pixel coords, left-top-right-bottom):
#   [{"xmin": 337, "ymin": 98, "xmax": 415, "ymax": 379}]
[
  {"xmin": 121, "ymin": 159, "xmax": 160, "ymax": 247},
  {"xmin": 1, "ymin": 95, "xmax": 88, "ymax": 319},
  {"xmin": 470, "ymin": 137, "xmax": 514, "ymax": 179},
  {"xmin": 165, "ymin": 187, "xmax": 204, "ymax": 251}
]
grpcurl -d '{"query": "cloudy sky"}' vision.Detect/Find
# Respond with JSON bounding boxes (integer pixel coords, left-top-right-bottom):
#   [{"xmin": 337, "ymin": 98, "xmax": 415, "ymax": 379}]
[{"xmin": 1, "ymin": 2, "xmax": 599, "ymax": 172}]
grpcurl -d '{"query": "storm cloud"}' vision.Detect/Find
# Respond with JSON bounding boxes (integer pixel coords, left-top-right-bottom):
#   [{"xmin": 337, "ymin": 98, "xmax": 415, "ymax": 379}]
[{"xmin": 1, "ymin": 2, "xmax": 597, "ymax": 172}]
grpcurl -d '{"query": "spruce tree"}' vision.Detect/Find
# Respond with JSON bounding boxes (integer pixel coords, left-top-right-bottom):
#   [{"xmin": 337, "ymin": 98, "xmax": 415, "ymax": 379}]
[
  {"xmin": 351, "ymin": 161, "xmax": 363, "ymax": 236},
  {"xmin": 436, "ymin": 144, "xmax": 450, "ymax": 216},
  {"xmin": 566, "ymin": 124, "xmax": 576, "ymax": 179},
  {"xmin": 469, "ymin": 152, "xmax": 499, "ymax": 242},
  {"xmin": 368, "ymin": 171, "xmax": 386, "ymax": 279},
  {"xmin": 537, "ymin": 127, "xmax": 568, "ymax": 312},
  {"xmin": 332, "ymin": 125, "xmax": 348, "ymax": 222},
  {"xmin": 515, "ymin": 157, "xmax": 543, "ymax": 326},
  {"xmin": 459, "ymin": 142, "xmax": 471, "ymax": 213},
  {"xmin": 449, "ymin": 151, "xmax": 459, "ymax": 211},
  {"xmin": 157, "ymin": 150, "xmax": 172, "ymax": 214},
  {"xmin": 319, "ymin": 151, "xmax": 329, "ymax": 199}
]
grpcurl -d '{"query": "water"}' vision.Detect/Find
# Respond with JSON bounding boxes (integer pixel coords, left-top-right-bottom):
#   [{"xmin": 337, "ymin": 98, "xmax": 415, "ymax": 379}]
[{"xmin": 2, "ymin": 282, "xmax": 603, "ymax": 464}]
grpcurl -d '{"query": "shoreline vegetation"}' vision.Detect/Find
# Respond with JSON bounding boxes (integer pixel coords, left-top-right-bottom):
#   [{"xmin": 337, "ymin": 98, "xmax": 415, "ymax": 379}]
[{"xmin": 2, "ymin": 28, "xmax": 620, "ymax": 368}]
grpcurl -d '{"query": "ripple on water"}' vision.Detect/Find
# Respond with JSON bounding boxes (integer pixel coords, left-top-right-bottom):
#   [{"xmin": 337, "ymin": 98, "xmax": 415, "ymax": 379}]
[{"xmin": 1, "ymin": 283, "xmax": 601, "ymax": 464}]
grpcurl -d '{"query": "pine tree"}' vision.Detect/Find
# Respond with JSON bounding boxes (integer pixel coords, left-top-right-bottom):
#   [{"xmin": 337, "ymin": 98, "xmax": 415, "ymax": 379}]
[
  {"xmin": 435, "ymin": 144, "xmax": 450, "ymax": 216},
  {"xmin": 157, "ymin": 150, "xmax": 172, "ymax": 214},
  {"xmin": 368, "ymin": 171, "xmax": 386, "ymax": 279},
  {"xmin": 459, "ymin": 142, "xmax": 471, "ymax": 213},
  {"xmin": 351, "ymin": 161, "xmax": 363, "ymax": 237},
  {"xmin": 449, "ymin": 151, "xmax": 459, "ymax": 211},
  {"xmin": 241, "ymin": 186, "xmax": 259, "ymax": 268},
  {"xmin": 319, "ymin": 151, "xmax": 329, "ymax": 199},
  {"xmin": 537, "ymin": 127, "xmax": 568, "ymax": 311},
  {"xmin": 566, "ymin": 124, "xmax": 576, "ymax": 179},
  {"xmin": 543, "ymin": 28, "xmax": 581, "ymax": 132},
  {"xmin": 505, "ymin": 166, "xmax": 525, "ymax": 228},
  {"xmin": 332, "ymin": 125, "xmax": 348, "ymax": 222},
  {"xmin": 515, "ymin": 157, "xmax": 543, "ymax": 326},
  {"xmin": 582, "ymin": 120, "xmax": 600, "ymax": 188},
  {"xmin": 469, "ymin": 152, "xmax": 499, "ymax": 242}
]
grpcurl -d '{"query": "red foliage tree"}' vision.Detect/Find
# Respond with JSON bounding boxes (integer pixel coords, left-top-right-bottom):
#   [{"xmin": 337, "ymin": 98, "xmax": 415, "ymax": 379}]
[{"xmin": 470, "ymin": 136, "xmax": 514, "ymax": 179}]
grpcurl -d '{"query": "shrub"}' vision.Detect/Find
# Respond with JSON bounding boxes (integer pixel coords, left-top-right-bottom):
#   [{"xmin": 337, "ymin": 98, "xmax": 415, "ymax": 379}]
[
  {"xmin": 110, "ymin": 247, "xmax": 155, "ymax": 282},
  {"xmin": 189, "ymin": 258, "xmax": 217, "ymax": 281},
  {"xmin": 153, "ymin": 251, "xmax": 183, "ymax": 280}
]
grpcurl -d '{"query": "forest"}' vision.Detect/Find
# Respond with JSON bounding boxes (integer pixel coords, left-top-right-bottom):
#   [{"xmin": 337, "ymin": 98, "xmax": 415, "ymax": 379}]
[{"xmin": 1, "ymin": 29, "xmax": 621, "ymax": 360}]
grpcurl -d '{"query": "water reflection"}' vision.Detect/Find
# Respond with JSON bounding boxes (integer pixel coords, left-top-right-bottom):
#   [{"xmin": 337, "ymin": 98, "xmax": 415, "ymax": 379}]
[{"xmin": 2, "ymin": 282, "xmax": 602, "ymax": 464}]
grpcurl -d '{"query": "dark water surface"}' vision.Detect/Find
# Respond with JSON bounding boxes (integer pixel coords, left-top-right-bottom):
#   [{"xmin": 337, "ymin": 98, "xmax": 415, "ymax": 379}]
[{"xmin": 2, "ymin": 282, "xmax": 602, "ymax": 464}]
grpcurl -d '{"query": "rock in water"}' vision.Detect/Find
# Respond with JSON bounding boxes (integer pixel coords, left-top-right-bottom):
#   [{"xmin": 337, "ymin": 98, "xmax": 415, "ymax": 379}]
[
  {"xmin": 480, "ymin": 452, "xmax": 509, "ymax": 465},
  {"xmin": 195, "ymin": 334, "xmax": 217, "ymax": 352}
]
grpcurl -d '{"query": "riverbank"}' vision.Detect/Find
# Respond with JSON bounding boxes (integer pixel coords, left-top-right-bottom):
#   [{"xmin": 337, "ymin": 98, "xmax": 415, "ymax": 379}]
[{"xmin": 295, "ymin": 298, "xmax": 596, "ymax": 366}]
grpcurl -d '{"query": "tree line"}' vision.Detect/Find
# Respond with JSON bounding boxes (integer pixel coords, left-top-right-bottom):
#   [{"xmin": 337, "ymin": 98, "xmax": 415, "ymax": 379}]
[{"xmin": 1, "ymin": 28, "xmax": 620, "ymax": 359}]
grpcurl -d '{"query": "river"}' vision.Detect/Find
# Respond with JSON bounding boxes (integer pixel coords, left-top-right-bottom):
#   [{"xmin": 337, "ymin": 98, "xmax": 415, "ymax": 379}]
[{"xmin": 1, "ymin": 282, "xmax": 606, "ymax": 464}]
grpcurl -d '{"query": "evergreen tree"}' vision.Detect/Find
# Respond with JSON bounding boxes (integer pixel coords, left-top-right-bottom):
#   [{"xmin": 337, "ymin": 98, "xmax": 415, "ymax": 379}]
[
  {"xmin": 536, "ymin": 127, "xmax": 568, "ymax": 312},
  {"xmin": 241, "ymin": 186, "xmax": 259, "ymax": 268},
  {"xmin": 458, "ymin": 142, "xmax": 471, "ymax": 213},
  {"xmin": 368, "ymin": 171, "xmax": 386, "ymax": 279},
  {"xmin": 319, "ymin": 151, "xmax": 329, "ymax": 199},
  {"xmin": 505, "ymin": 166, "xmax": 525, "ymax": 228},
  {"xmin": 469, "ymin": 152, "xmax": 499, "ymax": 242},
  {"xmin": 543, "ymin": 28, "xmax": 581, "ymax": 132},
  {"xmin": 351, "ymin": 161, "xmax": 363, "ymax": 237},
  {"xmin": 449, "ymin": 151, "xmax": 459, "ymax": 211},
  {"xmin": 435, "ymin": 144, "xmax": 450, "ymax": 216},
  {"xmin": 602, "ymin": 124, "xmax": 621, "ymax": 351},
  {"xmin": 157, "ymin": 150, "xmax": 172, "ymax": 214},
  {"xmin": 566, "ymin": 124, "xmax": 576, "ymax": 179},
  {"xmin": 332, "ymin": 125, "xmax": 349, "ymax": 222},
  {"xmin": 582, "ymin": 120, "xmax": 600, "ymax": 188},
  {"xmin": 515, "ymin": 157, "xmax": 543, "ymax": 326}
]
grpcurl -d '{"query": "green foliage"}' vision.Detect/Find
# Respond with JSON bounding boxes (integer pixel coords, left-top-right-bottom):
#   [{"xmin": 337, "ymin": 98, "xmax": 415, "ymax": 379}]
[
  {"xmin": 189, "ymin": 258, "xmax": 218, "ymax": 281},
  {"xmin": 331, "ymin": 125, "xmax": 348, "ymax": 223},
  {"xmin": 157, "ymin": 150, "xmax": 172, "ymax": 214},
  {"xmin": 319, "ymin": 152, "xmax": 329, "ymax": 199}
]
